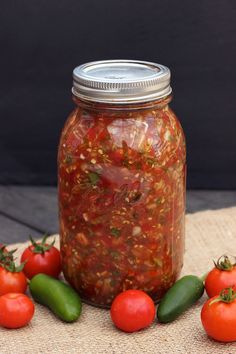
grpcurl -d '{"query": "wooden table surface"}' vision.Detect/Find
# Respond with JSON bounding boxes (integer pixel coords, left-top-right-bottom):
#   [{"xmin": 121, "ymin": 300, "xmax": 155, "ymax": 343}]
[{"xmin": 0, "ymin": 186, "xmax": 235, "ymax": 244}]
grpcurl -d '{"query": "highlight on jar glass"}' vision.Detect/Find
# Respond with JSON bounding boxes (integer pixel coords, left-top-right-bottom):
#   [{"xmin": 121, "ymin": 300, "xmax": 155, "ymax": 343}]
[{"xmin": 58, "ymin": 60, "xmax": 186, "ymax": 308}]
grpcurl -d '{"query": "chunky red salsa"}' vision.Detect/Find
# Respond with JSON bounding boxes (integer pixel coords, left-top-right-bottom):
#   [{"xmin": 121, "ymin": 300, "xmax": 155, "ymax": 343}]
[{"xmin": 58, "ymin": 96, "xmax": 186, "ymax": 307}]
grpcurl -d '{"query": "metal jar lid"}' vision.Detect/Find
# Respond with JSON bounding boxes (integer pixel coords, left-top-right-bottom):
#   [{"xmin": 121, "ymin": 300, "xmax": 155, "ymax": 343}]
[{"xmin": 72, "ymin": 60, "xmax": 172, "ymax": 104}]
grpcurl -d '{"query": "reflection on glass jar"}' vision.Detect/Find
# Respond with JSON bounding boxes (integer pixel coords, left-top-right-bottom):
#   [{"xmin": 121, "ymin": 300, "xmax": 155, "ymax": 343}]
[{"xmin": 58, "ymin": 60, "xmax": 186, "ymax": 308}]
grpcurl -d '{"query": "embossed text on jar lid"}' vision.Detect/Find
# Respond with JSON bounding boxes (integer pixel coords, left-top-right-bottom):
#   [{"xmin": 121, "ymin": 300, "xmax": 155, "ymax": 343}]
[{"xmin": 72, "ymin": 60, "xmax": 172, "ymax": 104}]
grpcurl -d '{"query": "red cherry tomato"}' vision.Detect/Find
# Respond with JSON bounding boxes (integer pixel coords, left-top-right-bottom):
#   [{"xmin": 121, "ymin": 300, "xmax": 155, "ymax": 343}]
[
  {"xmin": 110, "ymin": 290, "xmax": 155, "ymax": 332},
  {"xmin": 0, "ymin": 293, "xmax": 35, "ymax": 329},
  {"xmin": 201, "ymin": 288, "xmax": 236, "ymax": 342},
  {"xmin": 0, "ymin": 266, "xmax": 27, "ymax": 295},
  {"xmin": 21, "ymin": 235, "xmax": 61, "ymax": 279},
  {"xmin": 205, "ymin": 256, "xmax": 236, "ymax": 297}
]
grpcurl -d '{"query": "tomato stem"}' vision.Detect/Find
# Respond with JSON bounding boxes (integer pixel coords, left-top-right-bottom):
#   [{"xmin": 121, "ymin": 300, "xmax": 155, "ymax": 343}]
[
  {"xmin": 0, "ymin": 247, "xmax": 16, "ymax": 265},
  {"xmin": 29, "ymin": 234, "xmax": 55, "ymax": 254},
  {"xmin": 4, "ymin": 260, "xmax": 27, "ymax": 273},
  {"xmin": 209, "ymin": 287, "xmax": 236, "ymax": 305},
  {"xmin": 214, "ymin": 255, "xmax": 236, "ymax": 271}
]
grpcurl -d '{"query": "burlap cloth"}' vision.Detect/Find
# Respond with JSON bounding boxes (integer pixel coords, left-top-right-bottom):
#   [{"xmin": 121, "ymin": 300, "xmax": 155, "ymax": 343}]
[{"xmin": 1, "ymin": 207, "xmax": 236, "ymax": 354}]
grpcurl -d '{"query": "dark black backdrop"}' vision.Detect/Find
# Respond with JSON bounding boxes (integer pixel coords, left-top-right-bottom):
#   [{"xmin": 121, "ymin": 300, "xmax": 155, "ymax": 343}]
[{"xmin": 1, "ymin": 0, "xmax": 236, "ymax": 188}]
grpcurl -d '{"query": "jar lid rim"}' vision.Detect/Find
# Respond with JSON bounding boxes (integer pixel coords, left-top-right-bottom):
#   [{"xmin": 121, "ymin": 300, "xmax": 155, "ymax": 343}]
[{"xmin": 72, "ymin": 60, "xmax": 172, "ymax": 104}]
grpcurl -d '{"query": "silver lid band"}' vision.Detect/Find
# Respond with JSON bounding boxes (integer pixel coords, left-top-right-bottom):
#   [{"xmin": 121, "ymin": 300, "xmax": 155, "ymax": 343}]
[{"xmin": 72, "ymin": 60, "xmax": 172, "ymax": 104}]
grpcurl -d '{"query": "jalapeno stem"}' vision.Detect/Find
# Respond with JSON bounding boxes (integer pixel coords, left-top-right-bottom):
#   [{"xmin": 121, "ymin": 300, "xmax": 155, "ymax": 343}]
[{"xmin": 200, "ymin": 272, "xmax": 208, "ymax": 282}]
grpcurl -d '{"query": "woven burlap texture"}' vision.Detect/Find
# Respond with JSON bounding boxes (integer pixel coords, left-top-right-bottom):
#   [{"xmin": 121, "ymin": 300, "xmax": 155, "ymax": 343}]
[{"xmin": 1, "ymin": 207, "xmax": 236, "ymax": 354}]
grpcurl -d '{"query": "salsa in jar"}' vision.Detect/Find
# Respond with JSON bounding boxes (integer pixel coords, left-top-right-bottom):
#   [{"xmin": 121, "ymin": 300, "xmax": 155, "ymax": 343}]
[{"xmin": 58, "ymin": 60, "xmax": 186, "ymax": 307}]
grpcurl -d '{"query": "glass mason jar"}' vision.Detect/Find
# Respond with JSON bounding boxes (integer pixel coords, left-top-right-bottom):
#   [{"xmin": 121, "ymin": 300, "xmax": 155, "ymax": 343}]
[{"xmin": 58, "ymin": 60, "xmax": 186, "ymax": 308}]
